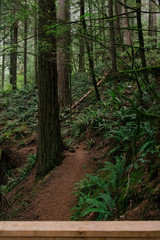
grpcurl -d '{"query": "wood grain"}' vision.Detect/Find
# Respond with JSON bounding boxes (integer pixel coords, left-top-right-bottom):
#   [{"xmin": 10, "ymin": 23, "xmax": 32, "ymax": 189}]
[{"xmin": 0, "ymin": 221, "xmax": 159, "ymax": 239}]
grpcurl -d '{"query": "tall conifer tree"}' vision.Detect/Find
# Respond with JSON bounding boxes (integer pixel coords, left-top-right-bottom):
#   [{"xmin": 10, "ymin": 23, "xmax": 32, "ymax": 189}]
[{"xmin": 37, "ymin": 0, "xmax": 64, "ymax": 177}]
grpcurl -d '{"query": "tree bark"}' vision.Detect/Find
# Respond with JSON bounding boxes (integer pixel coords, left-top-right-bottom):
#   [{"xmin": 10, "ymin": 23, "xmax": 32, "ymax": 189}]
[
  {"xmin": 10, "ymin": 21, "xmax": 18, "ymax": 90},
  {"xmin": 136, "ymin": 0, "xmax": 148, "ymax": 83},
  {"xmin": 108, "ymin": 0, "xmax": 117, "ymax": 73},
  {"xmin": 36, "ymin": 0, "xmax": 64, "ymax": 178},
  {"xmin": 114, "ymin": 0, "xmax": 124, "ymax": 50},
  {"xmin": 88, "ymin": 0, "xmax": 93, "ymax": 53},
  {"xmin": 57, "ymin": 0, "xmax": 71, "ymax": 108},
  {"xmin": 1, "ymin": 0, "xmax": 5, "ymax": 90},
  {"xmin": 78, "ymin": 32, "xmax": 85, "ymax": 72},
  {"xmin": 24, "ymin": 0, "xmax": 27, "ymax": 86},
  {"xmin": 148, "ymin": 0, "xmax": 157, "ymax": 46},
  {"xmin": 80, "ymin": 0, "xmax": 101, "ymax": 101},
  {"xmin": 2, "ymin": 30, "xmax": 5, "ymax": 90},
  {"xmin": 10, "ymin": 3, "xmax": 18, "ymax": 90},
  {"xmin": 34, "ymin": 0, "xmax": 38, "ymax": 85},
  {"xmin": 78, "ymin": 0, "xmax": 85, "ymax": 72},
  {"xmin": 121, "ymin": 0, "xmax": 132, "ymax": 45},
  {"xmin": 101, "ymin": 0, "xmax": 107, "ymax": 61}
]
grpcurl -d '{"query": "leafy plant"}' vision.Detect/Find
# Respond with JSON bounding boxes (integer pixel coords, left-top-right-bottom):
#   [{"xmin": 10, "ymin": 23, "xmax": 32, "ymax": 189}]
[
  {"xmin": 0, "ymin": 154, "xmax": 36, "ymax": 195},
  {"xmin": 18, "ymin": 154, "xmax": 36, "ymax": 178},
  {"xmin": 85, "ymin": 138, "xmax": 95, "ymax": 150},
  {"xmin": 71, "ymin": 156, "xmax": 124, "ymax": 221},
  {"xmin": 0, "ymin": 85, "xmax": 38, "ymax": 143}
]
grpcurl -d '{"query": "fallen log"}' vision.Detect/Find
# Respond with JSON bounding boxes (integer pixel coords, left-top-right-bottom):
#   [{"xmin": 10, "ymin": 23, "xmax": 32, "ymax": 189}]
[
  {"xmin": 71, "ymin": 66, "xmax": 160, "ymax": 110},
  {"xmin": 71, "ymin": 79, "xmax": 103, "ymax": 109}
]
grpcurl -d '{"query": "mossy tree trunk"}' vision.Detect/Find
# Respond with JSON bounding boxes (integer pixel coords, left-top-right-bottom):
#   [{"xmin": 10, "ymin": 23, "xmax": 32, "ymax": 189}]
[{"xmin": 36, "ymin": 0, "xmax": 64, "ymax": 178}]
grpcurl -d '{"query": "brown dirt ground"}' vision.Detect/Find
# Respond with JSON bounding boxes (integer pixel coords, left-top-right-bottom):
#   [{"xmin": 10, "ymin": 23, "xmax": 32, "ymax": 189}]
[
  {"xmin": 1, "ymin": 134, "xmax": 110, "ymax": 221},
  {"xmin": 1, "ymin": 133, "xmax": 160, "ymax": 221}
]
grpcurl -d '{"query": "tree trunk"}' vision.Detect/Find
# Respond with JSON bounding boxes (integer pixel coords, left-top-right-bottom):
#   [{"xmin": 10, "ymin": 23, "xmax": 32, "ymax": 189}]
[
  {"xmin": 136, "ymin": 0, "xmax": 148, "ymax": 83},
  {"xmin": 121, "ymin": 0, "xmax": 132, "ymax": 45},
  {"xmin": 114, "ymin": 0, "xmax": 124, "ymax": 52},
  {"xmin": 78, "ymin": 0, "xmax": 85, "ymax": 72},
  {"xmin": 88, "ymin": 0, "xmax": 93, "ymax": 53},
  {"xmin": 2, "ymin": 30, "xmax": 5, "ymax": 90},
  {"xmin": 34, "ymin": 0, "xmax": 38, "ymax": 85},
  {"xmin": 148, "ymin": 0, "xmax": 157, "ymax": 46},
  {"xmin": 80, "ymin": 0, "xmax": 101, "ymax": 101},
  {"xmin": 36, "ymin": 0, "xmax": 64, "ymax": 178},
  {"xmin": 57, "ymin": 0, "xmax": 71, "ymax": 109},
  {"xmin": 102, "ymin": 0, "xmax": 107, "ymax": 61},
  {"xmin": 10, "ymin": 29, "xmax": 13, "ymax": 85},
  {"xmin": 10, "ymin": 4, "xmax": 18, "ymax": 90},
  {"xmin": 10, "ymin": 22, "xmax": 18, "ymax": 90},
  {"xmin": 24, "ymin": 1, "xmax": 27, "ymax": 86},
  {"xmin": 1, "ymin": 0, "xmax": 5, "ymax": 91},
  {"xmin": 108, "ymin": 0, "xmax": 117, "ymax": 73},
  {"xmin": 78, "ymin": 32, "xmax": 85, "ymax": 72}
]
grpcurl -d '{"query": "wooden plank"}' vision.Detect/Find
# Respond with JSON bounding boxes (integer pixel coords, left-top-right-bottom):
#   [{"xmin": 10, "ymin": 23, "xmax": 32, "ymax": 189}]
[
  {"xmin": 55, "ymin": 238, "xmax": 105, "ymax": 240},
  {"xmin": 0, "ymin": 222, "xmax": 159, "ymax": 238},
  {"xmin": 55, "ymin": 238, "xmax": 160, "ymax": 240},
  {"xmin": 0, "ymin": 238, "xmax": 160, "ymax": 240},
  {"xmin": 1, "ymin": 238, "xmax": 160, "ymax": 240},
  {"xmin": 0, "ymin": 238, "xmax": 56, "ymax": 240}
]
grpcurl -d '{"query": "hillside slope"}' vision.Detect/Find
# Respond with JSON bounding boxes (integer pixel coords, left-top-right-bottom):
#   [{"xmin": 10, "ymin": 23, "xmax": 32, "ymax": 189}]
[{"xmin": 0, "ymin": 81, "xmax": 160, "ymax": 221}]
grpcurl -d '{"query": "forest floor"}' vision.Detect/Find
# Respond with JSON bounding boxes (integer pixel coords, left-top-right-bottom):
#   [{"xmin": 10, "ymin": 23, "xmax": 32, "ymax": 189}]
[
  {"xmin": 0, "ymin": 86, "xmax": 160, "ymax": 221},
  {"xmin": 1, "ymin": 131, "xmax": 159, "ymax": 221},
  {"xmin": 1, "ymin": 132, "xmax": 110, "ymax": 220}
]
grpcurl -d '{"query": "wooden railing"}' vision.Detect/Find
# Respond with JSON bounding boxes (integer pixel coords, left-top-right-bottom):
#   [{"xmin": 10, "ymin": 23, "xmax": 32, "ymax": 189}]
[{"xmin": 0, "ymin": 221, "xmax": 159, "ymax": 239}]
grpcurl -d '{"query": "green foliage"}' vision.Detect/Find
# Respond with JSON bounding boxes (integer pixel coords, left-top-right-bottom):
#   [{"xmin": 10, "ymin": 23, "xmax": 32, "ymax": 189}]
[
  {"xmin": 18, "ymin": 154, "xmax": 36, "ymax": 178},
  {"xmin": 0, "ymin": 85, "xmax": 38, "ymax": 143},
  {"xmin": 71, "ymin": 73, "xmax": 90, "ymax": 102},
  {"xmin": 0, "ymin": 154, "xmax": 36, "ymax": 195},
  {"xmin": 85, "ymin": 138, "xmax": 95, "ymax": 150},
  {"xmin": 70, "ymin": 74, "xmax": 160, "ymax": 220},
  {"xmin": 71, "ymin": 156, "xmax": 124, "ymax": 220},
  {"xmin": 71, "ymin": 114, "xmax": 89, "ymax": 139}
]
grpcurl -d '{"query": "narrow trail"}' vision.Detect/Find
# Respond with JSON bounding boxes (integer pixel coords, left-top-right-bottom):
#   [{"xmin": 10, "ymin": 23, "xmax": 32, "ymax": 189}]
[{"xmin": 13, "ymin": 142, "xmax": 94, "ymax": 220}]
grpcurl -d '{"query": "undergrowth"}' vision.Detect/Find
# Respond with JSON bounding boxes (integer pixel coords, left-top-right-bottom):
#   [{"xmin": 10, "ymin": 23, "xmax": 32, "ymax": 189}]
[
  {"xmin": 0, "ymin": 154, "xmax": 36, "ymax": 195},
  {"xmin": 0, "ymin": 85, "xmax": 38, "ymax": 144},
  {"xmin": 71, "ymin": 77, "xmax": 160, "ymax": 220},
  {"xmin": 71, "ymin": 156, "xmax": 124, "ymax": 220},
  {"xmin": 0, "ymin": 70, "xmax": 160, "ymax": 220}
]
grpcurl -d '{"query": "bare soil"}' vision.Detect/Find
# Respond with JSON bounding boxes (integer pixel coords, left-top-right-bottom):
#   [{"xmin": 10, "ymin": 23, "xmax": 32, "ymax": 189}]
[
  {"xmin": 1, "ymin": 134, "xmax": 109, "ymax": 221},
  {"xmin": 1, "ymin": 133, "xmax": 160, "ymax": 221},
  {"xmin": 14, "ymin": 142, "xmax": 94, "ymax": 220}
]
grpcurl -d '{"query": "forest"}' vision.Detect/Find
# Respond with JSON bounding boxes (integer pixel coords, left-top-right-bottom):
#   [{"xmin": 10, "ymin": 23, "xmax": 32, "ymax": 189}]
[{"xmin": 0, "ymin": 0, "xmax": 160, "ymax": 221}]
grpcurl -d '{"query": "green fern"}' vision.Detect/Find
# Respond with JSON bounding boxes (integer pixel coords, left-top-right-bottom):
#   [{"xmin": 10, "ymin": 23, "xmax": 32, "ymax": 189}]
[
  {"xmin": 0, "ymin": 154, "xmax": 36, "ymax": 195},
  {"xmin": 72, "ymin": 156, "xmax": 124, "ymax": 221}
]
